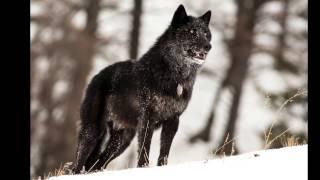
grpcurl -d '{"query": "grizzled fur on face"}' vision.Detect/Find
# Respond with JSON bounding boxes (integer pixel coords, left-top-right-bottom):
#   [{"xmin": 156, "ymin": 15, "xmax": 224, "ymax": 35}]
[
  {"xmin": 160, "ymin": 5, "xmax": 212, "ymax": 67},
  {"xmin": 72, "ymin": 4, "xmax": 212, "ymax": 174}
]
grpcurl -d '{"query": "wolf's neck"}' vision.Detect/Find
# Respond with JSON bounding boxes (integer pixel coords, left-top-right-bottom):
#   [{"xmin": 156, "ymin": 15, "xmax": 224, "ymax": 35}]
[
  {"xmin": 138, "ymin": 28, "xmax": 200, "ymax": 81},
  {"xmin": 139, "ymin": 47, "xmax": 198, "ymax": 83}
]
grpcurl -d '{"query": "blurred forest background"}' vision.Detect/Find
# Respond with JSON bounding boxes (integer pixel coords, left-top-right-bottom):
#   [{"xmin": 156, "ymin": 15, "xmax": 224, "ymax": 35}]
[{"xmin": 30, "ymin": 0, "xmax": 308, "ymax": 178}]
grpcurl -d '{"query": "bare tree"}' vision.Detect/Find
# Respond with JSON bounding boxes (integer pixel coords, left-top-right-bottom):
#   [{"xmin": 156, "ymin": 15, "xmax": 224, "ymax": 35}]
[
  {"xmin": 254, "ymin": 0, "xmax": 308, "ymax": 147},
  {"xmin": 31, "ymin": 0, "xmax": 103, "ymax": 177},
  {"xmin": 190, "ymin": 0, "xmax": 307, "ymax": 155},
  {"xmin": 129, "ymin": 0, "xmax": 143, "ymax": 59},
  {"xmin": 190, "ymin": 0, "xmax": 274, "ymax": 155}
]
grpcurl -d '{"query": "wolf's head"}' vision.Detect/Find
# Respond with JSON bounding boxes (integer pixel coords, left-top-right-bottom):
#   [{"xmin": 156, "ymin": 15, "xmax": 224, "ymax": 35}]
[{"xmin": 161, "ymin": 5, "xmax": 212, "ymax": 66}]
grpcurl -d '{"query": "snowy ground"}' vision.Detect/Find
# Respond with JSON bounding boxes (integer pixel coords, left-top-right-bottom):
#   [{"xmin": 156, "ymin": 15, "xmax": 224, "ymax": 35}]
[{"xmin": 49, "ymin": 145, "xmax": 307, "ymax": 180}]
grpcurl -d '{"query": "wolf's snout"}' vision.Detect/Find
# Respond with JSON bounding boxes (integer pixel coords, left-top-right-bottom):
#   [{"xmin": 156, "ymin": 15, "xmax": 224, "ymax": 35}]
[
  {"xmin": 198, "ymin": 52, "xmax": 206, "ymax": 59},
  {"xmin": 187, "ymin": 48, "xmax": 208, "ymax": 60},
  {"xmin": 204, "ymin": 44, "xmax": 212, "ymax": 51},
  {"xmin": 194, "ymin": 50, "xmax": 207, "ymax": 60}
]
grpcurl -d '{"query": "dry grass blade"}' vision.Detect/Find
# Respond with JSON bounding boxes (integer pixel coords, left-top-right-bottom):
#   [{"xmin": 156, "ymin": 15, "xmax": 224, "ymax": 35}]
[
  {"xmin": 264, "ymin": 89, "xmax": 307, "ymax": 148},
  {"xmin": 39, "ymin": 162, "xmax": 74, "ymax": 180},
  {"xmin": 88, "ymin": 159, "xmax": 100, "ymax": 172},
  {"xmin": 137, "ymin": 120, "xmax": 150, "ymax": 163},
  {"xmin": 265, "ymin": 128, "xmax": 290, "ymax": 149},
  {"xmin": 213, "ymin": 133, "xmax": 238, "ymax": 156},
  {"xmin": 281, "ymin": 135, "xmax": 306, "ymax": 147}
]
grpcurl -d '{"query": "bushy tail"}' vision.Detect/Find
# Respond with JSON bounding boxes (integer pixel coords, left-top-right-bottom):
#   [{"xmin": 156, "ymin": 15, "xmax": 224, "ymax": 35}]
[
  {"xmin": 73, "ymin": 75, "xmax": 109, "ymax": 173},
  {"xmin": 80, "ymin": 76, "xmax": 107, "ymax": 126}
]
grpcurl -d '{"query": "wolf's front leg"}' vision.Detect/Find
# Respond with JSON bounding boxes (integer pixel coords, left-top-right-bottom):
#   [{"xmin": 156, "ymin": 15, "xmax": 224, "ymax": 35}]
[
  {"xmin": 157, "ymin": 116, "xmax": 179, "ymax": 166},
  {"xmin": 137, "ymin": 116, "xmax": 155, "ymax": 167}
]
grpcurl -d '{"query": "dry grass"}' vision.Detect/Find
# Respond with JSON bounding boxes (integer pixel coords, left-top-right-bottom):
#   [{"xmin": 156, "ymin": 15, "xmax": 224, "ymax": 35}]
[
  {"xmin": 34, "ymin": 162, "xmax": 73, "ymax": 180},
  {"xmin": 280, "ymin": 135, "xmax": 307, "ymax": 147},
  {"xmin": 213, "ymin": 89, "xmax": 307, "ymax": 157},
  {"xmin": 213, "ymin": 133, "xmax": 238, "ymax": 156},
  {"xmin": 264, "ymin": 89, "xmax": 307, "ymax": 149}
]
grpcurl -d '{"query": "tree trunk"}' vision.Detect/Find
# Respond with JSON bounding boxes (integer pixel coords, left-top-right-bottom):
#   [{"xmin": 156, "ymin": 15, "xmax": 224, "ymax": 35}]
[
  {"xmin": 215, "ymin": 0, "xmax": 263, "ymax": 155},
  {"xmin": 129, "ymin": 0, "xmax": 143, "ymax": 59},
  {"xmin": 190, "ymin": 0, "xmax": 268, "ymax": 156},
  {"xmin": 273, "ymin": 0, "xmax": 297, "ymax": 73},
  {"xmin": 34, "ymin": 0, "xmax": 102, "ymax": 177}
]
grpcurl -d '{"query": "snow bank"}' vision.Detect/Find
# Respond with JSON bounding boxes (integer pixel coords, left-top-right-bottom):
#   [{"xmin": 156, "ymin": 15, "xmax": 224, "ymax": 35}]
[{"xmin": 49, "ymin": 145, "xmax": 307, "ymax": 180}]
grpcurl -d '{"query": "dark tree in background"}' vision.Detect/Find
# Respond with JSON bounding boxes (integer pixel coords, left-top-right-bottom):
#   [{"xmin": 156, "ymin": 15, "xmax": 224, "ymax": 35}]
[
  {"xmin": 31, "ymin": 0, "xmax": 144, "ymax": 177},
  {"xmin": 31, "ymin": 0, "xmax": 106, "ymax": 177},
  {"xmin": 129, "ymin": 0, "xmax": 143, "ymax": 59},
  {"xmin": 189, "ymin": 0, "xmax": 307, "ymax": 155},
  {"xmin": 254, "ymin": 0, "xmax": 308, "ymax": 148},
  {"xmin": 190, "ymin": 0, "xmax": 270, "ymax": 155}
]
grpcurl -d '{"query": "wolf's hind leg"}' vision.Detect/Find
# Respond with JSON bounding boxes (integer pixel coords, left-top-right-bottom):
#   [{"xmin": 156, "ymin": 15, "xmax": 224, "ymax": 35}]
[
  {"xmin": 83, "ymin": 129, "xmax": 107, "ymax": 171},
  {"xmin": 72, "ymin": 125, "xmax": 102, "ymax": 174},
  {"xmin": 89, "ymin": 128, "xmax": 136, "ymax": 171}
]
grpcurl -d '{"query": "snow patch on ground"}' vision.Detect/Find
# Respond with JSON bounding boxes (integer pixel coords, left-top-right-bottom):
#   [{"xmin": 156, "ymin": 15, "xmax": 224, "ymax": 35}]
[{"xmin": 49, "ymin": 145, "xmax": 307, "ymax": 180}]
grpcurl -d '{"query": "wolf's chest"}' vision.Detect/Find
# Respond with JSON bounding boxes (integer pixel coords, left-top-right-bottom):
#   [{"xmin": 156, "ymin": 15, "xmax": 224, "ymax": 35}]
[{"xmin": 150, "ymin": 84, "xmax": 190, "ymax": 118}]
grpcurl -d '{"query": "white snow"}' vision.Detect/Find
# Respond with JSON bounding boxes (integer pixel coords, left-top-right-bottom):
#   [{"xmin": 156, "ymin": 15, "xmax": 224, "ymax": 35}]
[{"xmin": 49, "ymin": 145, "xmax": 307, "ymax": 180}]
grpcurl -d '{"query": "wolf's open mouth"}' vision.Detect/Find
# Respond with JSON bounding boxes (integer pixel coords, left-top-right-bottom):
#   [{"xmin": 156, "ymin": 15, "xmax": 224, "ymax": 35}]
[
  {"xmin": 185, "ymin": 56, "xmax": 206, "ymax": 65},
  {"xmin": 187, "ymin": 50, "xmax": 207, "ymax": 59},
  {"xmin": 184, "ymin": 49, "xmax": 208, "ymax": 64},
  {"xmin": 193, "ymin": 53, "xmax": 206, "ymax": 60}
]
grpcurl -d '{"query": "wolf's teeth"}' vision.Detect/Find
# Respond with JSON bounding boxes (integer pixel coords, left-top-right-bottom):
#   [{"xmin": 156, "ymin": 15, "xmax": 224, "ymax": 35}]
[{"xmin": 188, "ymin": 57, "xmax": 205, "ymax": 64}]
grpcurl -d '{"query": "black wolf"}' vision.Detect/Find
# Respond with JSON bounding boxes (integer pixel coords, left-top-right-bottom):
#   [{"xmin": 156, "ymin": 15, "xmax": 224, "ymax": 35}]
[{"xmin": 73, "ymin": 4, "xmax": 212, "ymax": 173}]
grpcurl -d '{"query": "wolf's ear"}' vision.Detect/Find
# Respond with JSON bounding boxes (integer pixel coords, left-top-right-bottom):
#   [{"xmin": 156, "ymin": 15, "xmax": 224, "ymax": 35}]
[
  {"xmin": 171, "ymin": 4, "xmax": 188, "ymax": 27},
  {"xmin": 200, "ymin": 10, "xmax": 211, "ymax": 26}
]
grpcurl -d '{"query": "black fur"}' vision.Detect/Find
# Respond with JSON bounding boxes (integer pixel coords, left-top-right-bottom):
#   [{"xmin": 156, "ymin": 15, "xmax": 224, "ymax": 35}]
[{"xmin": 73, "ymin": 4, "xmax": 212, "ymax": 173}]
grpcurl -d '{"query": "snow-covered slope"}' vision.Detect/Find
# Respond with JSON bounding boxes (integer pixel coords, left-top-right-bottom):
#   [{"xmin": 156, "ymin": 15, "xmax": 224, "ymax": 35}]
[{"xmin": 49, "ymin": 145, "xmax": 307, "ymax": 180}]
